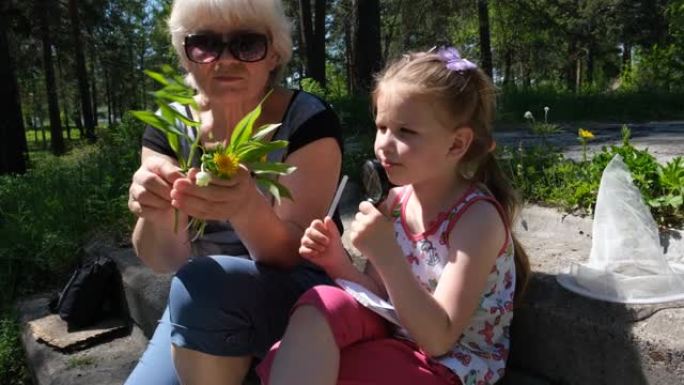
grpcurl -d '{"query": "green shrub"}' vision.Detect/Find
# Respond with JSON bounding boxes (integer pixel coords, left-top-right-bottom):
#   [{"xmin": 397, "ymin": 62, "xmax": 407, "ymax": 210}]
[
  {"xmin": 498, "ymin": 89, "xmax": 684, "ymax": 123},
  {"xmin": 500, "ymin": 126, "xmax": 684, "ymax": 227},
  {"xmin": 0, "ymin": 118, "xmax": 143, "ymax": 307},
  {"xmin": 0, "ymin": 313, "xmax": 29, "ymax": 385}
]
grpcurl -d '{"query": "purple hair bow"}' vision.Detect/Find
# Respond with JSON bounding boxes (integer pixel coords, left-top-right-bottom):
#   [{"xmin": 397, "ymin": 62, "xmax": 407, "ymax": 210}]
[{"xmin": 437, "ymin": 47, "xmax": 477, "ymax": 72}]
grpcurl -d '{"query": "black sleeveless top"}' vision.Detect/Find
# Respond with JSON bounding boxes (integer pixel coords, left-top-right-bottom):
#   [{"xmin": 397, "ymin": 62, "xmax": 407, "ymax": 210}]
[{"xmin": 142, "ymin": 90, "xmax": 343, "ymax": 257}]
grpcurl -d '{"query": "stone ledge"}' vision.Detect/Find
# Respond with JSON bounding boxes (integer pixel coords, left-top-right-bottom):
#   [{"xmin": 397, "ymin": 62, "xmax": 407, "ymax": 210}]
[{"xmin": 111, "ymin": 195, "xmax": 684, "ymax": 385}]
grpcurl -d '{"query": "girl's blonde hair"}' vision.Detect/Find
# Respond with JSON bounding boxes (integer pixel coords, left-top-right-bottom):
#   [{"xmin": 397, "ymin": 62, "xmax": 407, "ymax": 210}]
[
  {"xmin": 373, "ymin": 50, "xmax": 530, "ymax": 302},
  {"xmin": 168, "ymin": 0, "xmax": 293, "ymax": 86}
]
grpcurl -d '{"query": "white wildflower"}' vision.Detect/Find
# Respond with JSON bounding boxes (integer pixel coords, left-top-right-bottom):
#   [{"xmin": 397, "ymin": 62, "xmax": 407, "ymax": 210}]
[
  {"xmin": 195, "ymin": 171, "xmax": 212, "ymax": 187},
  {"xmin": 524, "ymin": 111, "xmax": 534, "ymax": 120}
]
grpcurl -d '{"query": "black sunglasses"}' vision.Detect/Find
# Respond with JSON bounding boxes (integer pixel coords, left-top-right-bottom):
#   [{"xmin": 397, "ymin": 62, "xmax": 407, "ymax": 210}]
[{"xmin": 184, "ymin": 32, "xmax": 269, "ymax": 64}]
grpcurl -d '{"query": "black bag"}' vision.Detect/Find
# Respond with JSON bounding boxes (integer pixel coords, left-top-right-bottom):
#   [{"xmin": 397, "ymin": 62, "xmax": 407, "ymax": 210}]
[{"xmin": 50, "ymin": 256, "xmax": 125, "ymax": 329}]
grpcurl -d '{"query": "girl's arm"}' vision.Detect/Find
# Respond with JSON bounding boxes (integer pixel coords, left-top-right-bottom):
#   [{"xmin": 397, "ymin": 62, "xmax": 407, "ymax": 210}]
[{"xmin": 367, "ymin": 200, "xmax": 506, "ymax": 357}]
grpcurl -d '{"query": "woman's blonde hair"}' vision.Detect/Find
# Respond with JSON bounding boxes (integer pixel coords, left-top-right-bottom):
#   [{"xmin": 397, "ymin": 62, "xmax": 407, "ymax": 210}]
[
  {"xmin": 168, "ymin": 0, "xmax": 293, "ymax": 86},
  {"xmin": 373, "ymin": 50, "xmax": 530, "ymax": 302}
]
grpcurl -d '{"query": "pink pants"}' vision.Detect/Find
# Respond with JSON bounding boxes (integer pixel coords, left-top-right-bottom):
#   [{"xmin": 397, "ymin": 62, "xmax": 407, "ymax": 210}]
[{"xmin": 257, "ymin": 285, "xmax": 460, "ymax": 385}]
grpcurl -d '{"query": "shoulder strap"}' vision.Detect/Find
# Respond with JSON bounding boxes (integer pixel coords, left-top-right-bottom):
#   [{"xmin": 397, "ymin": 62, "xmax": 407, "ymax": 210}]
[{"xmin": 444, "ymin": 192, "xmax": 511, "ymax": 255}]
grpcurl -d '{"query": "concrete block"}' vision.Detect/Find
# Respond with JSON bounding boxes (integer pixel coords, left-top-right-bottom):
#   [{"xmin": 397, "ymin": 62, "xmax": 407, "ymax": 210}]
[
  {"xmin": 511, "ymin": 206, "xmax": 684, "ymax": 385},
  {"xmin": 109, "ymin": 249, "xmax": 171, "ymax": 338}
]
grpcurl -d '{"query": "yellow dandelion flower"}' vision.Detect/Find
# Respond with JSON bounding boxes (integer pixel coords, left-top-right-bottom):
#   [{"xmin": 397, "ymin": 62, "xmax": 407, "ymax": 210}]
[
  {"xmin": 213, "ymin": 152, "xmax": 240, "ymax": 178},
  {"xmin": 578, "ymin": 128, "xmax": 595, "ymax": 140}
]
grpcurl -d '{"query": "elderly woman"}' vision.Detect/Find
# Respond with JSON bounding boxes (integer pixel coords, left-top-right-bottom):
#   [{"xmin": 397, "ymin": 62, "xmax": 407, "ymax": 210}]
[{"xmin": 124, "ymin": 0, "xmax": 342, "ymax": 384}]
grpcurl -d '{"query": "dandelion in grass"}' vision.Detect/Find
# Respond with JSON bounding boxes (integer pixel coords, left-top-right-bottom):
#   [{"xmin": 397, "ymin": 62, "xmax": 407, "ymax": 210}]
[{"xmin": 578, "ymin": 128, "xmax": 595, "ymax": 162}]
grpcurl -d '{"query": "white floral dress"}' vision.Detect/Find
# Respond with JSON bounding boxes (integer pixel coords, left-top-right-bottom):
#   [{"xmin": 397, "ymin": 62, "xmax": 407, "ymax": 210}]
[{"xmin": 390, "ymin": 184, "xmax": 516, "ymax": 385}]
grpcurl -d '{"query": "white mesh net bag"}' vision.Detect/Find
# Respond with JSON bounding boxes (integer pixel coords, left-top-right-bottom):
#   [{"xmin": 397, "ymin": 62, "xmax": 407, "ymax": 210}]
[{"xmin": 557, "ymin": 155, "xmax": 684, "ymax": 303}]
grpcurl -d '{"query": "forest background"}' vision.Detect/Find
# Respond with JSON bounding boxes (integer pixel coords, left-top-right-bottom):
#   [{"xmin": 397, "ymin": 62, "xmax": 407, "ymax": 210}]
[{"xmin": 1, "ymin": 1, "xmax": 684, "ymax": 383}]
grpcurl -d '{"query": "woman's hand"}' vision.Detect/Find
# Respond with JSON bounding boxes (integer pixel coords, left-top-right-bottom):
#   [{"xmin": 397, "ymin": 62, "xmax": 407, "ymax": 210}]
[
  {"xmin": 128, "ymin": 155, "xmax": 184, "ymax": 225},
  {"xmin": 349, "ymin": 201, "xmax": 401, "ymax": 269},
  {"xmin": 170, "ymin": 165, "xmax": 259, "ymax": 222},
  {"xmin": 299, "ymin": 217, "xmax": 351, "ymax": 275}
]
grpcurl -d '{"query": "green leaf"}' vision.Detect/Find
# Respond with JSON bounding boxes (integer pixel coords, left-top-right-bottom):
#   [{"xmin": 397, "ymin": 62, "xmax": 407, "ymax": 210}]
[
  {"xmin": 144, "ymin": 69, "xmax": 170, "ymax": 86},
  {"xmin": 155, "ymin": 89, "xmax": 196, "ymax": 105},
  {"xmin": 158, "ymin": 102, "xmax": 200, "ymax": 128},
  {"xmin": 229, "ymin": 106, "xmax": 261, "ymax": 153},
  {"xmin": 228, "ymin": 89, "xmax": 274, "ymax": 152},
  {"xmin": 236, "ymin": 141, "xmax": 288, "ymax": 163},
  {"xmin": 251, "ymin": 123, "xmax": 282, "ymax": 141},
  {"xmin": 130, "ymin": 110, "xmax": 172, "ymax": 132},
  {"xmin": 167, "ymin": 132, "xmax": 180, "ymax": 154},
  {"xmin": 256, "ymin": 177, "xmax": 293, "ymax": 206},
  {"xmin": 249, "ymin": 162, "xmax": 296, "ymax": 175}
]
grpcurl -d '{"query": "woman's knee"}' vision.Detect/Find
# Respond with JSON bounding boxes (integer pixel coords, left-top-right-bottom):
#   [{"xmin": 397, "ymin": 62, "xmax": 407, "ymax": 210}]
[{"xmin": 168, "ymin": 256, "xmax": 256, "ymax": 325}]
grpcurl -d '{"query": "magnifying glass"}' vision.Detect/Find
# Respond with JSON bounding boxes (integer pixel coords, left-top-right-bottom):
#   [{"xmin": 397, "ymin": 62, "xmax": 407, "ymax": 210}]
[{"xmin": 361, "ymin": 159, "xmax": 392, "ymax": 205}]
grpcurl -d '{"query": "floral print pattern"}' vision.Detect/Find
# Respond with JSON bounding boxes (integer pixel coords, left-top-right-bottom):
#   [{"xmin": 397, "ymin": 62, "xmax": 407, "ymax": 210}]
[{"xmin": 392, "ymin": 185, "xmax": 516, "ymax": 385}]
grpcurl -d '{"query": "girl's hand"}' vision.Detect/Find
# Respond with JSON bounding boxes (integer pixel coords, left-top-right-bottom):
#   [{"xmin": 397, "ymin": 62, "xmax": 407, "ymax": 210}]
[
  {"xmin": 170, "ymin": 165, "xmax": 258, "ymax": 221},
  {"xmin": 349, "ymin": 201, "xmax": 400, "ymax": 269},
  {"xmin": 128, "ymin": 155, "xmax": 184, "ymax": 225},
  {"xmin": 299, "ymin": 217, "xmax": 351, "ymax": 275}
]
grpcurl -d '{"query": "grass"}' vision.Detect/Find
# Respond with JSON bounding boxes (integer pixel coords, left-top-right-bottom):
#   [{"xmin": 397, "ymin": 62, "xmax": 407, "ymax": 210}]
[
  {"xmin": 66, "ymin": 355, "xmax": 96, "ymax": 369},
  {"xmin": 0, "ymin": 313, "xmax": 30, "ymax": 385}
]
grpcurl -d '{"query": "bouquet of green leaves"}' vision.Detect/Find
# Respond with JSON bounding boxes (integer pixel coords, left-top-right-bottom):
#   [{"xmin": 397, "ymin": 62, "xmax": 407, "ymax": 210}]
[{"xmin": 130, "ymin": 65, "xmax": 295, "ymax": 239}]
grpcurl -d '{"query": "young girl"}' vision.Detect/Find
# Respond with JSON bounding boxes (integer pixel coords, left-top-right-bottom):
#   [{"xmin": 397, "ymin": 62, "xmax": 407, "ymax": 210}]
[{"xmin": 256, "ymin": 47, "xmax": 530, "ymax": 385}]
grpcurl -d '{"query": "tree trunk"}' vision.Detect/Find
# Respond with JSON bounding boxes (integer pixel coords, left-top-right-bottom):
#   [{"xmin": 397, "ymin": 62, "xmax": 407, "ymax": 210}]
[
  {"xmin": 622, "ymin": 42, "xmax": 632, "ymax": 71},
  {"xmin": 91, "ymin": 48, "xmax": 98, "ymax": 128},
  {"xmin": 344, "ymin": 12, "xmax": 353, "ymax": 95},
  {"xmin": 38, "ymin": 0, "xmax": 65, "ymax": 156},
  {"xmin": 55, "ymin": 50, "xmax": 71, "ymax": 140},
  {"xmin": 586, "ymin": 45, "xmax": 594, "ymax": 87},
  {"xmin": 575, "ymin": 57, "xmax": 582, "ymax": 92},
  {"xmin": 477, "ymin": 0, "xmax": 493, "ymax": 79},
  {"xmin": 68, "ymin": 0, "xmax": 96, "ymax": 141},
  {"xmin": 0, "ymin": 3, "xmax": 28, "ymax": 174},
  {"xmin": 298, "ymin": 0, "xmax": 327, "ymax": 87},
  {"xmin": 105, "ymin": 67, "xmax": 112, "ymax": 127},
  {"xmin": 503, "ymin": 49, "xmax": 512, "ymax": 87},
  {"xmin": 566, "ymin": 40, "xmax": 578, "ymax": 93},
  {"xmin": 351, "ymin": 0, "xmax": 382, "ymax": 94}
]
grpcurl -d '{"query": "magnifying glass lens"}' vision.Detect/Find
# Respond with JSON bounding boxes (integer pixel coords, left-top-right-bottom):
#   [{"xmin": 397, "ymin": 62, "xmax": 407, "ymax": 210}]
[{"xmin": 361, "ymin": 160, "xmax": 390, "ymax": 205}]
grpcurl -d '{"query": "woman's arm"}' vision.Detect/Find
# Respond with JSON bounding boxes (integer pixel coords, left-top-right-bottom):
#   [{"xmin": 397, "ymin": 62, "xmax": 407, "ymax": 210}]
[
  {"xmin": 234, "ymin": 137, "xmax": 342, "ymax": 266},
  {"xmin": 129, "ymin": 148, "xmax": 191, "ymax": 273}
]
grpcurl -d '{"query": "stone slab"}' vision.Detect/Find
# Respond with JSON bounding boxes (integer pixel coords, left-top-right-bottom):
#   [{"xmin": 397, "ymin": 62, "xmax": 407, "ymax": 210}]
[
  {"xmin": 18, "ymin": 295, "xmax": 147, "ymax": 385},
  {"xmin": 28, "ymin": 314, "xmax": 127, "ymax": 352}
]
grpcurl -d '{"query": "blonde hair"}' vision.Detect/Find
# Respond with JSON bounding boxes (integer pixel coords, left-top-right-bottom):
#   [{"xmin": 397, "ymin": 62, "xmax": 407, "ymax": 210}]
[
  {"xmin": 373, "ymin": 50, "xmax": 530, "ymax": 302},
  {"xmin": 168, "ymin": 0, "xmax": 293, "ymax": 85}
]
